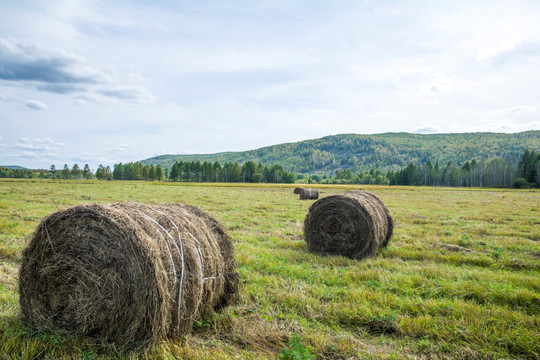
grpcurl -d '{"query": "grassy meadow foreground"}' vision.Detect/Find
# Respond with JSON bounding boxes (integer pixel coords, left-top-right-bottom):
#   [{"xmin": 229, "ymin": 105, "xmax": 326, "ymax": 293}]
[{"xmin": 0, "ymin": 179, "xmax": 539, "ymax": 359}]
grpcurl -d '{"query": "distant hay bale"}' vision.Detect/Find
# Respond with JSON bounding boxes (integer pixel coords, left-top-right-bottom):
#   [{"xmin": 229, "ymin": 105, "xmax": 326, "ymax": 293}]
[
  {"xmin": 19, "ymin": 202, "xmax": 238, "ymax": 347},
  {"xmin": 294, "ymin": 187, "xmax": 319, "ymax": 200},
  {"xmin": 303, "ymin": 191, "xmax": 393, "ymax": 259}
]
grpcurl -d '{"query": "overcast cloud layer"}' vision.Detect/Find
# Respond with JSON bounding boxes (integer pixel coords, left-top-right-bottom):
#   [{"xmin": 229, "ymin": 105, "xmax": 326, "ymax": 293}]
[{"xmin": 1, "ymin": 0, "xmax": 539, "ymax": 170}]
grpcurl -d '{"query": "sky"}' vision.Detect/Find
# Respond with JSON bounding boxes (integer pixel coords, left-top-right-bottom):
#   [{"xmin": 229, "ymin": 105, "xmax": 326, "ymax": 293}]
[{"xmin": 1, "ymin": 0, "xmax": 539, "ymax": 170}]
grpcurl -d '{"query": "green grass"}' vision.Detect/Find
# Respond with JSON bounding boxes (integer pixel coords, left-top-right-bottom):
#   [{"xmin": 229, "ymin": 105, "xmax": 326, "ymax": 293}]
[{"xmin": 0, "ymin": 179, "xmax": 539, "ymax": 359}]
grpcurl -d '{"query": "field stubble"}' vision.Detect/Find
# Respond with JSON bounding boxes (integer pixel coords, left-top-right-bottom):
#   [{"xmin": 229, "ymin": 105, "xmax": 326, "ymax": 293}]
[{"xmin": 0, "ymin": 179, "xmax": 538, "ymax": 359}]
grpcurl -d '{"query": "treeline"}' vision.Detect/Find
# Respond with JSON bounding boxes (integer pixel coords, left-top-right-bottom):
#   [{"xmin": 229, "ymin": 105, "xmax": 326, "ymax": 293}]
[
  {"xmin": 387, "ymin": 159, "xmax": 517, "ymax": 187},
  {"xmin": 112, "ymin": 162, "xmax": 164, "ymax": 181},
  {"xmin": 0, "ymin": 164, "xmax": 95, "ymax": 180},
  {"xmin": 114, "ymin": 160, "xmax": 296, "ymax": 183},
  {"xmin": 1, "ymin": 149, "xmax": 538, "ymax": 188},
  {"xmin": 0, "ymin": 163, "xmax": 116, "ymax": 180},
  {"xmin": 320, "ymin": 150, "xmax": 540, "ymax": 188},
  {"xmin": 0, "ymin": 167, "xmax": 43, "ymax": 179}
]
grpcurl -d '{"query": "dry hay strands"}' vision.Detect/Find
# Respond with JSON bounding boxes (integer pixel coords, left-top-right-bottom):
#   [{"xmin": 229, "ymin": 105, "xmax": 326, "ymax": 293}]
[
  {"xmin": 303, "ymin": 190, "xmax": 393, "ymax": 259},
  {"xmin": 294, "ymin": 187, "xmax": 319, "ymax": 200},
  {"xmin": 19, "ymin": 202, "xmax": 238, "ymax": 347}
]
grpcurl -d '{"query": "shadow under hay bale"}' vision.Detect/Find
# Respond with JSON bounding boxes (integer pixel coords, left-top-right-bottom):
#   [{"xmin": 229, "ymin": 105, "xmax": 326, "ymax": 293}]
[
  {"xmin": 303, "ymin": 190, "xmax": 393, "ymax": 259},
  {"xmin": 19, "ymin": 202, "xmax": 238, "ymax": 347},
  {"xmin": 293, "ymin": 187, "xmax": 319, "ymax": 200}
]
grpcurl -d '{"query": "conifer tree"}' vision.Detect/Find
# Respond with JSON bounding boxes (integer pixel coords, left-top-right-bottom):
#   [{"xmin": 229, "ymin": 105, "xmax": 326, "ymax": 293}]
[
  {"xmin": 62, "ymin": 164, "xmax": 70, "ymax": 179},
  {"xmin": 113, "ymin": 163, "xmax": 124, "ymax": 180},
  {"xmin": 169, "ymin": 162, "xmax": 179, "ymax": 181},
  {"xmin": 96, "ymin": 165, "xmax": 105, "ymax": 180},
  {"xmin": 83, "ymin": 164, "xmax": 92, "ymax": 179},
  {"xmin": 71, "ymin": 164, "xmax": 82, "ymax": 179},
  {"xmin": 156, "ymin": 164, "xmax": 164, "ymax": 181}
]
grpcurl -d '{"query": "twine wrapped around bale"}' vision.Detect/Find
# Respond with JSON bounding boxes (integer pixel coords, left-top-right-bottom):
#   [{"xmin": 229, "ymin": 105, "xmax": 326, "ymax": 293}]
[
  {"xmin": 293, "ymin": 187, "xmax": 319, "ymax": 200},
  {"xmin": 19, "ymin": 202, "xmax": 237, "ymax": 347},
  {"xmin": 303, "ymin": 191, "xmax": 393, "ymax": 259}
]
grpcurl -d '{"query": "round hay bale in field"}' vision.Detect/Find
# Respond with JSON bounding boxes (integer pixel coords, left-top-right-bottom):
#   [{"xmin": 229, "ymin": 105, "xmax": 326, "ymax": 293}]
[
  {"xmin": 301, "ymin": 188, "xmax": 319, "ymax": 200},
  {"xmin": 303, "ymin": 190, "xmax": 393, "ymax": 259},
  {"xmin": 293, "ymin": 187, "xmax": 319, "ymax": 200},
  {"xmin": 19, "ymin": 202, "xmax": 237, "ymax": 347}
]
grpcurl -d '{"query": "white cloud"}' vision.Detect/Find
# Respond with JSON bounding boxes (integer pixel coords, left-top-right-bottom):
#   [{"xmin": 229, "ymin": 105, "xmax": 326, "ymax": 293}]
[
  {"xmin": 23, "ymin": 99, "xmax": 48, "ymax": 110},
  {"xmin": 472, "ymin": 14, "xmax": 539, "ymax": 62},
  {"xmin": 487, "ymin": 105, "xmax": 538, "ymax": 117},
  {"xmin": 413, "ymin": 127, "xmax": 441, "ymax": 134},
  {"xmin": 510, "ymin": 105, "xmax": 536, "ymax": 113},
  {"xmin": 109, "ymin": 143, "xmax": 135, "ymax": 153},
  {"xmin": 0, "ymin": 93, "xmax": 49, "ymax": 110},
  {"xmin": 0, "ymin": 38, "xmax": 155, "ymax": 105},
  {"xmin": 92, "ymin": 86, "xmax": 156, "ymax": 105},
  {"xmin": 14, "ymin": 137, "xmax": 66, "ymax": 151},
  {"xmin": 468, "ymin": 119, "xmax": 540, "ymax": 133}
]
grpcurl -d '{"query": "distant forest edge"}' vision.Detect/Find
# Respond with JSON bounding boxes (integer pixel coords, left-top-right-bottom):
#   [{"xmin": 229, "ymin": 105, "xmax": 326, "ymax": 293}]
[
  {"xmin": 1, "ymin": 150, "xmax": 539, "ymax": 189},
  {"xmin": 142, "ymin": 131, "xmax": 540, "ymax": 173}
]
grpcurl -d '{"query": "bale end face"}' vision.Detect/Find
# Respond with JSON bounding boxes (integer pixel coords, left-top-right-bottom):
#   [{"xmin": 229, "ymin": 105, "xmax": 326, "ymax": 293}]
[{"xmin": 303, "ymin": 191, "xmax": 393, "ymax": 259}]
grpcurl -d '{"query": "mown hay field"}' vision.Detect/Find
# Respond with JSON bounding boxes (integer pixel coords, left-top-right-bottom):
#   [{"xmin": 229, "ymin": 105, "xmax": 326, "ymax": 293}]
[{"xmin": 0, "ymin": 179, "xmax": 539, "ymax": 359}]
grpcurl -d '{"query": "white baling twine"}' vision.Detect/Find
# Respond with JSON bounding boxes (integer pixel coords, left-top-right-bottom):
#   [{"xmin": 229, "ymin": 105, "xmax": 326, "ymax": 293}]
[
  {"xmin": 135, "ymin": 211, "xmax": 179, "ymax": 283},
  {"xmin": 144, "ymin": 206, "xmax": 186, "ymax": 332},
  {"xmin": 195, "ymin": 228, "xmax": 223, "ymax": 282},
  {"xmin": 136, "ymin": 210, "xmax": 184, "ymax": 327},
  {"xmin": 145, "ymin": 207, "xmax": 223, "ymax": 324},
  {"xmin": 182, "ymin": 226, "xmax": 223, "ymax": 320},
  {"xmin": 136, "ymin": 207, "xmax": 222, "ymax": 326},
  {"xmin": 139, "ymin": 206, "xmax": 184, "ymax": 331},
  {"xmin": 184, "ymin": 226, "xmax": 222, "ymax": 281},
  {"xmin": 183, "ymin": 227, "xmax": 205, "ymax": 283}
]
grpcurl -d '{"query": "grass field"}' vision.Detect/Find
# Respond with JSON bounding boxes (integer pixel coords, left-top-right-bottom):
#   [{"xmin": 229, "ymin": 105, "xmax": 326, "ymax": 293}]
[{"xmin": 0, "ymin": 179, "xmax": 539, "ymax": 359}]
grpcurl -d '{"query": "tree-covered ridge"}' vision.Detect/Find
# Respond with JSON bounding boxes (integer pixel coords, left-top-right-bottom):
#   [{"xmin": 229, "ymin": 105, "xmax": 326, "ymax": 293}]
[{"xmin": 142, "ymin": 131, "xmax": 540, "ymax": 174}]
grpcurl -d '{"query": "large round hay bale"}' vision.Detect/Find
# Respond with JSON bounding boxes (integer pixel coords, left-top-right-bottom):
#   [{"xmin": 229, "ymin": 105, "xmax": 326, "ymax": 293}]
[
  {"xmin": 303, "ymin": 191, "xmax": 393, "ymax": 259},
  {"xmin": 19, "ymin": 202, "xmax": 237, "ymax": 347}
]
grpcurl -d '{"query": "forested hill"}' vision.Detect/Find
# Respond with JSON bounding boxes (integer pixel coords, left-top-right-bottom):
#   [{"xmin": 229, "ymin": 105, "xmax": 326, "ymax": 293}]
[{"xmin": 142, "ymin": 131, "xmax": 540, "ymax": 174}]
